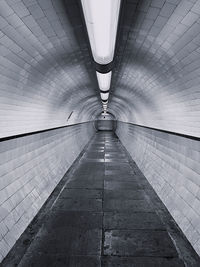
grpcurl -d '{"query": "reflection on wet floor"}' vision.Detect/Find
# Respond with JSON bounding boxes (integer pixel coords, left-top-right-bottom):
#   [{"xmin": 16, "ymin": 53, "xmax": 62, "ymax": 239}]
[{"xmin": 3, "ymin": 132, "xmax": 200, "ymax": 267}]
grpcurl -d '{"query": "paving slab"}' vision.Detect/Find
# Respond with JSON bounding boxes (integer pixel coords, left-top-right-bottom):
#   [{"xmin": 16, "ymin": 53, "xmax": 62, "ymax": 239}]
[
  {"xmin": 103, "ymin": 199, "xmax": 153, "ymax": 212},
  {"xmin": 104, "ymin": 175, "xmax": 139, "ymax": 182},
  {"xmin": 67, "ymin": 179, "xmax": 103, "ymax": 189},
  {"xmin": 104, "ymin": 212, "xmax": 165, "ymax": 230},
  {"xmin": 46, "ymin": 211, "xmax": 103, "ymax": 230},
  {"xmin": 105, "ymin": 170, "xmax": 134, "ymax": 176},
  {"xmin": 105, "ymin": 163, "xmax": 132, "ymax": 170},
  {"xmin": 60, "ymin": 188, "xmax": 102, "ymax": 199},
  {"xmin": 104, "ymin": 180, "xmax": 142, "ymax": 190},
  {"xmin": 103, "ymin": 230, "xmax": 178, "ymax": 257},
  {"xmin": 52, "ymin": 198, "xmax": 102, "ymax": 211},
  {"xmin": 104, "ymin": 189, "xmax": 146, "ymax": 199},
  {"xmin": 101, "ymin": 256, "xmax": 185, "ymax": 267},
  {"xmin": 18, "ymin": 254, "xmax": 101, "ymax": 267}
]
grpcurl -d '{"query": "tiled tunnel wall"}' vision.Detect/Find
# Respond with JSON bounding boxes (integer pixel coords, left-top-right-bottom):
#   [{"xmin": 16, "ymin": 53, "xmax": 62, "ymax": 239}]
[
  {"xmin": 0, "ymin": 122, "xmax": 95, "ymax": 262},
  {"xmin": 110, "ymin": 0, "xmax": 200, "ymax": 137},
  {"xmin": 116, "ymin": 122, "xmax": 200, "ymax": 256},
  {"xmin": 0, "ymin": 0, "xmax": 100, "ymax": 138},
  {"xmin": 0, "ymin": 0, "xmax": 99, "ymax": 262}
]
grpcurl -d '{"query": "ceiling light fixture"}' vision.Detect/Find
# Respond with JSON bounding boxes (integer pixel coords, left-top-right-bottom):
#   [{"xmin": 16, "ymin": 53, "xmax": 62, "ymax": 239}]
[
  {"xmin": 100, "ymin": 92, "xmax": 109, "ymax": 101},
  {"xmin": 96, "ymin": 71, "xmax": 112, "ymax": 92},
  {"xmin": 81, "ymin": 0, "xmax": 121, "ymax": 112},
  {"xmin": 81, "ymin": 0, "xmax": 121, "ymax": 65}
]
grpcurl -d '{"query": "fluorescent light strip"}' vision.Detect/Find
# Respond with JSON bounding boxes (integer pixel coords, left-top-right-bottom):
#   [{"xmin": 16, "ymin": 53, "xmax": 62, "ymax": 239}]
[
  {"xmin": 100, "ymin": 92, "xmax": 109, "ymax": 101},
  {"xmin": 81, "ymin": 0, "xmax": 121, "ymax": 64},
  {"xmin": 96, "ymin": 71, "xmax": 112, "ymax": 92}
]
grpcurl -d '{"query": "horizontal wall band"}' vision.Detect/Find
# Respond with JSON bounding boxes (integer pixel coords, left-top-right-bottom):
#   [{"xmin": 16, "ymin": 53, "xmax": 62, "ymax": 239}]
[
  {"xmin": 118, "ymin": 121, "xmax": 200, "ymax": 141},
  {"xmin": 0, "ymin": 122, "xmax": 91, "ymax": 143},
  {"xmin": 2, "ymin": 120, "xmax": 199, "ymax": 143}
]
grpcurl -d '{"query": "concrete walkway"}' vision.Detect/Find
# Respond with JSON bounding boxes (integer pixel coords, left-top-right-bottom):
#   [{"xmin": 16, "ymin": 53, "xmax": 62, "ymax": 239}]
[{"xmin": 2, "ymin": 132, "xmax": 200, "ymax": 266}]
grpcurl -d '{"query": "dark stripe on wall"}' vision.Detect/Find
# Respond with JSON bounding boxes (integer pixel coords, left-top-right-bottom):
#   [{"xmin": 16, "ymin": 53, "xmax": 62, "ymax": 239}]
[
  {"xmin": 0, "ymin": 122, "xmax": 90, "ymax": 143},
  {"xmin": 118, "ymin": 121, "xmax": 200, "ymax": 141}
]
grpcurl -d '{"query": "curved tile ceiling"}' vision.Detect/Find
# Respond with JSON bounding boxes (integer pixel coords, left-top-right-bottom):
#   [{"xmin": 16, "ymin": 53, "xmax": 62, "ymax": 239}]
[
  {"xmin": 109, "ymin": 0, "xmax": 200, "ymax": 137},
  {"xmin": 0, "ymin": 0, "xmax": 101, "ymax": 138},
  {"xmin": 0, "ymin": 0, "xmax": 200, "ymax": 138}
]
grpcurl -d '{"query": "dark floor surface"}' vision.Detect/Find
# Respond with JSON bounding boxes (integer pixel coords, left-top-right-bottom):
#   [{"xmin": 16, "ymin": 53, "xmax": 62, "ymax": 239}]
[{"xmin": 2, "ymin": 131, "xmax": 200, "ymax": 267}]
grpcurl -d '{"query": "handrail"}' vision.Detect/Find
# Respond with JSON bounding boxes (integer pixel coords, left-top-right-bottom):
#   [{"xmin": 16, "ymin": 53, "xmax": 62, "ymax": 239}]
[
  {"xmin": 1, "ymin": 120, "xmax": 199, "ymax": 143},
  {"xmin": 0, "ymin": 121, "xmax": 91, "ymax": 143},
  {"xmin": 117, "ymin": 121, "xmax": 200, "ymax": 141}
]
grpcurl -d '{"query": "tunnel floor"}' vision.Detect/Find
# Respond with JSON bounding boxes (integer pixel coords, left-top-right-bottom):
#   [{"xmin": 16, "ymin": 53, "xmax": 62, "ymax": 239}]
[{"xmin": 2, "ymin": 131, "xmax": 200, "ymax": 267}]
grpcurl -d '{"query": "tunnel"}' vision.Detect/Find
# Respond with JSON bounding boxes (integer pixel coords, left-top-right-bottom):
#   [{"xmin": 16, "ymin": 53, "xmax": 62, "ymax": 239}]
[
  {"xmin": 95, "ymin": 113, "xmax": 117, "ymax": 131},
  {"xmin": 0, "ymin": 0, "xmax": 200, "ymax": 266}
]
